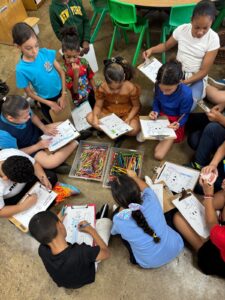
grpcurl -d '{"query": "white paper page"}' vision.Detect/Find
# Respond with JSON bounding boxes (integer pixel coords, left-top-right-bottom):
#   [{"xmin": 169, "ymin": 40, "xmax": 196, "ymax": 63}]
[
  {"xmin": 13, "ymin": 183, "xmax": 57, "ymax": 229},
  {"xmin": 154, "ymin": 162, "xmax": 200, "ymax": 193},
  {"xmin": 140, "ymin": 119, "xmax": 176, "ymax": 139},
  {"xmin": 83, "ymin": 44, "xmax": 98, "ymax": 73},
  {"xmin": 99, "ymin": 113, "xmax": 133, "ymax": 139},
  {"xmin": 71, "ymin": 101, "xmax": 92, "ymax": 132},
  {"xmin": 42, "ymin": 120, "xmax": 79, "ymax": 152},
  {"xmin": 150, "ymin": 184, "xmax": 164, "ymax": 209},
  {"xmin": 173, "ymin": 195, "xmax": 209, "ymax": 238},
  {"xmin": 138, "ymin": 57, "xmax": 162, "ymax": 83},
  {"xmin": 63, "ymin": 205, "xmax": 95, "ymax": 245}
]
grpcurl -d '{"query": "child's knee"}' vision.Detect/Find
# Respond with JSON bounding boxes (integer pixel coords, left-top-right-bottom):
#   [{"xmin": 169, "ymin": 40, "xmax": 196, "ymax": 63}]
[
  {"xmin": 86, "ymin": 112, "xmax": 93, "ymax": 124},
  {"xmin": 154, "ymin": 150, "xmax": 164, "ymax": 161}
]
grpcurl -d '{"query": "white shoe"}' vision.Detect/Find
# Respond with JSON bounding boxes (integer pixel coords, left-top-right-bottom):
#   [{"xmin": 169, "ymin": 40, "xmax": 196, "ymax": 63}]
[{"xmin": 136, "ymin": 132, "xmax": 145, "ymax": 143}]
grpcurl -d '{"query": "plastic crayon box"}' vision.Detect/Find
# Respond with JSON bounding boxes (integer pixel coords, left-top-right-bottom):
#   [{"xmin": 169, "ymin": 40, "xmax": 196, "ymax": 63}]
[
  {"xmin": 103, "ymin": 147, "xmax": 144, "ymax": 188},
  {"xmin": 69, "ymin": 141, "xmax": 111, "ymax": 181}
]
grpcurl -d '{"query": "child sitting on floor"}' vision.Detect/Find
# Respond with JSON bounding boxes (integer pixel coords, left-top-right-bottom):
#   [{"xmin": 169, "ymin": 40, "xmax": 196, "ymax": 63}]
[
  {"xmin": 110, "ymin": 170, "xmax": 184, "ymax": 268},
  {"xmin": 146, "ymin": 60, "xmax": 193, "ymax": 160},
  {"xmin": 29, "ymin": 210, "xmax": 110, "ymax": 289},
  {"xmin": 0, "ymin": 95, "xmax": 78, "ymax": 173},
  {"xmin": 86, "ymin": 56, "xmax": 141, "ymax": 146}
]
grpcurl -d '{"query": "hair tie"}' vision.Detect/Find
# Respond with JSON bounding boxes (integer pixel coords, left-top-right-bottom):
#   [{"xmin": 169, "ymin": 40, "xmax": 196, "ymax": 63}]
[
  {"xmin": 128, "ymin": 203, "xmax": 142, "ymax": 211},
  {"xmin": 2, "ymin": 96, "xmax": 6, "ymax": 102},
  {"xmin": 111, "ymin": 57, "xmax": 116, "ymax": 63}
]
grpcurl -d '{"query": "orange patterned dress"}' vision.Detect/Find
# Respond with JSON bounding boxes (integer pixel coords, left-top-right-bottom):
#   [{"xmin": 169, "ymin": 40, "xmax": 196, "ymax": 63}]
[{"xmin": 95, "ymin": 82, "xmax": 141, "ymax": 120}]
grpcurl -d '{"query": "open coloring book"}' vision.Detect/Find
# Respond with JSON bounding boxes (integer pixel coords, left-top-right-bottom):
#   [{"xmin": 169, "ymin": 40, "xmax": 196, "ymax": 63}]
[
  {"xmin": 140, "ymin": 116, "xmax": 177, "ymax": 140},
  {"xmin": 41, "ymin": 120, "xmax": 80, "ymax": 152},
  {"xmin": 138, "ymin": 57, "xmax": 162, "ymax": 83},
  {"xmin": 71, "ymin": 101, "xmax": 92, "ymax": 132},
  {"xmin": 154, "ymin": 162, "xmax": 200, "ymax": 193},
  {"xmin": 172, "ymin": 192, "xmax": 209, "ymax": 238},
  {"xmin": 99, "ymin": 113, "xmax": 133, "ymax": 139},
  {"xmin": 9, "ymin": 182, "xmax": 57, "ymax": 232},
  {"xmin": 63, "ymin": 205, "xmax": 96, "ymax": 245}
]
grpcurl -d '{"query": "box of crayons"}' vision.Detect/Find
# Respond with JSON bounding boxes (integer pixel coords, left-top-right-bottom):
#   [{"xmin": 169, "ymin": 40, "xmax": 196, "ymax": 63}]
[
  {"xmin": 69, "ymin": 141, "xmax": 111, "ymax": 182},
  {"xmin": 103, "ymin": 147, "xmax": 144, "ymax": 188}
]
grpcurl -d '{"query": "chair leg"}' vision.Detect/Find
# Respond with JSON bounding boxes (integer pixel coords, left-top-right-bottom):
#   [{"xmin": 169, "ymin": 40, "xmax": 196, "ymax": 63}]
[
  {"xmin": 108, "ymin": 26, "xmax": 118, "ymax": 58},
  {"xmin": 132, "ymin": 27, "xmax": 146, "ymax": 66},
  {"xmin": 146, "ymin": 23, "xmax": 150, "ymax": 48},
  {"xmin": 90, "ymin": 9, "xmax": 108, "ymax": 43},
  {"xmin": 212, "ymin": 8, "xmax": 225, "ymax": 31},
  {"xmin": 90, "ymin": 12, "xmax": 98, "ymax": 28},
  {"xmin": 122, "ymin": 29, "xmax": 129, "ymax": 45}
]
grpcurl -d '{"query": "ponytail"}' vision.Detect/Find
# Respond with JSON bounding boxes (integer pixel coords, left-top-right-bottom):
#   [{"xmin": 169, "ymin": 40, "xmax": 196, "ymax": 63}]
[
  {"xmin": 103, "ymin": 56, "xmax": 134, "ymax": 83},
  {"xmin": 110, "ymin": 175, "xmax": 160, "ymax": 244},
  {"xmin": 61, "ymin": 26, "xmax": 80, "ymax": 53},
  {"xmin": 132, "ymin": 210, "xmax": 160, "ymax": 243}
]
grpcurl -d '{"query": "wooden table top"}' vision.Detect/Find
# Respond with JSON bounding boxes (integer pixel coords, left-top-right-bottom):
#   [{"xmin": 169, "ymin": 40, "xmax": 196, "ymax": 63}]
[{"xmin": 119, "ymin": 0, "xmax": 200, "ymax": 8}]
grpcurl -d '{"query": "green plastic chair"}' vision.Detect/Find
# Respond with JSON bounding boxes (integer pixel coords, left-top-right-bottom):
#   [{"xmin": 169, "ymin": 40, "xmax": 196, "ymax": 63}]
[
  {"xmin": 161, "ymin": 4, "xmax": 196, "ymax": 63},
  {"xmin": 212, "ymin": 3, "xmax": 225, "ymax": 31},
  {"xmin": 90, "ymin": 0, "xmax": 109, "ymax": 43},
  {"xmin": 108, "ymin": 0, "xmax": 150, "ymax": 66}
]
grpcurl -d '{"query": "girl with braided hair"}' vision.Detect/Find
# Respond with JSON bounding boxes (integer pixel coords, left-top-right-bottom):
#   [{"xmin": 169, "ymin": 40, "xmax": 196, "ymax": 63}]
[
  {"xmin": 86, "ymin": 56, "xmax": 141, "ymax": 141},
  {"xmin": 110, "ymin": 170, "xmax": 184, "ymax": 268}
]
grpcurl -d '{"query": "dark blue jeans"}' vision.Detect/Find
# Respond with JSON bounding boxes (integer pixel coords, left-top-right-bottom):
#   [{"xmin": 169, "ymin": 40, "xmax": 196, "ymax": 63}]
[{"xmin": 187, "ymin": 113, "xmax": 225, "ymax": 193}]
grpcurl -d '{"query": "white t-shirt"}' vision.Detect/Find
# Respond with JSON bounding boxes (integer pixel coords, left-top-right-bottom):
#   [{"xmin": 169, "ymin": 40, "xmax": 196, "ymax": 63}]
[
  {"xmin": 173, "ymin": 23, "xmax": 220, "ymax": 73},
  {"xmin": 0, "ymin": 149, "xmax": 35, "ymax": 209}
]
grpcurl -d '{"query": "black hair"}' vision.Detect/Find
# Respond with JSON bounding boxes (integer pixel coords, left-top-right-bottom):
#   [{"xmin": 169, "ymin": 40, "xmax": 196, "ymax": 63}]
[
  {"xmin": 192, "ymin": 0, "xmax": 216, "ymax": 21},
  {"xmin": 110, "ymin": 175, "xmax": 160, "ymax": 243},
  {"xmin": 156, "ymin": 59, "xmax": 183, "ymax": 85},
  {"xmin": 0, "ymin": 95, "xmax": 29, "ymax": 118},
  {"xmin": 12, "ymin": 22, "xmax": 37, "ymax": 45},
  {"xmin": 2, "ymin": 156, "xmax": 35, "ymax": 183},
  {"xmin": 61, "ymin": 26, "xmax": 80, "ymax": 53},
  {"xmin": 29, "ymin": 211, "xmax": 59, "ymax": 244},
  {"xmin": 103, "ymin": 56, "xmax": 134, "ymax": 83},
  {"xmin": 0, "ymin": 80, "xmax": 9, "ymax": 97}
]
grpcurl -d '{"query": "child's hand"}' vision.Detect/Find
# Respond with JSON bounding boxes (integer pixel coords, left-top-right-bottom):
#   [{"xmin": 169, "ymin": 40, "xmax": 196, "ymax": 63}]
[
  {"xmin": 93, "ymin": 115, "xmax": 99, "ymax": 127},
  {"xmin": 20, "ymin": 193, "xmax": 37, "ymax": 210},
  {"xmin": 43, "ymin": 123, "xmax": 58, "ymax": 136},
  {"xmin": 143, "ymin": 48, "xmax": 152, "ymax": 59},
  {"xmin": 199, "ymin": 178, "xmax": 214, "ymax": 196},
  {"xmin": 124, "ymin": 118, "xmax": 131, "ymax": 125},
  {"xmin": 201, "ymin": 164, "xmax": 218, "ymax": 176},
  {"xmin": 40, "ymin": 175, "xmax": 52, "ymax": 190},
  {"xmin": 206, "ymin": 110, "xmax": 223, "ymax": 123},
  {"xmin": 149, "ymin": 111, "xmax": 158, "ymax": 120},
  {"xmin": 49, "ymin": 101, "xmax": 62, "ymax": 113},
  {"xmin": 211, "ymin": 103, "xmax": 225, "ymax": 113},
  {"xmin": 78, "ymin": 220, "xmax": 94, "ymax": 234},
  {"xmin": 168, "ymin": 122, "xmax": 179, "ymax": 131},
  {"xmin": 58, "ymin": 95, "xmax": 66, "ymax": 110},
  {"xmin": 72, "ymin": 62, "xmax": 80, "ymax": 75},
  {"xmin": 37, "ymin": 139, "xmax": 51, "ymax": 150},
  {"xmin": 127, "ymin": 170, "xmax": 137, "ymax": 178}
]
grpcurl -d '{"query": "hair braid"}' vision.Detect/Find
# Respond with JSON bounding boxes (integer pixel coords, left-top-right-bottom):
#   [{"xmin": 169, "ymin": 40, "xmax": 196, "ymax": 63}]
[{"xmin": 132, "ymin": 210, "xmax": 160, "ymax": 243}]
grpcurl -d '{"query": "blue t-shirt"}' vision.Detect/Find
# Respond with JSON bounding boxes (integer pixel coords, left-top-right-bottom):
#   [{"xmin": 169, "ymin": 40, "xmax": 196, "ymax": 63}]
[
  {"xmin": 16, "ymin": 48, "xmax": 62, "ymax": 99},
  {"xmin": 153, "ymin": 83, "xmax": 193, "ymax": 126},
  {"xmin": 111, "ymin": 188, "xmax": 184, "ymax": 268}
]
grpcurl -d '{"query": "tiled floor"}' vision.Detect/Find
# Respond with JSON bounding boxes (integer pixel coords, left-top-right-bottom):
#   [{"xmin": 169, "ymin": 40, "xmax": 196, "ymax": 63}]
[{"xmin": 0, "ymin": 1, "xmax": 224, "ymax": 299}]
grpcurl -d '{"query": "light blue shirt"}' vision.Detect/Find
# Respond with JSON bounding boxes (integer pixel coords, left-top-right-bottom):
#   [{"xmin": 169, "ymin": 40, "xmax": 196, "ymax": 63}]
[
  {"xmin": 111, "ymin": 188, "xmax": 184, "ymax": 268},
  {"xmin": 16, "ymin": 48, "xmax": 62, "ymax": 99}
]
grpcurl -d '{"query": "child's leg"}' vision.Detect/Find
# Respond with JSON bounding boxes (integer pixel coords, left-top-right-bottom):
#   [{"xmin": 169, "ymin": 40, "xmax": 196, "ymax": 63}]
[
  {"xmin": 126, "ymin": 118, "xmax": 141, "ymax": 136},
  {"xmin": 34, "ymin": 141, "xmax": 77, "ymax": 169},
  {"xmin": 213, "ymin": 189, "xmax": 225, "ymax": 221},
  {"xmin": 173, "ymin": 212, "xmax": 205, "ymax": 251},
  {"xmin": 206, "ymin": 85, "xmax": 225, "ymax": 104},
  {"xmin": 154, "ymin": 139, "xmax": 174, "ymax": 161}
]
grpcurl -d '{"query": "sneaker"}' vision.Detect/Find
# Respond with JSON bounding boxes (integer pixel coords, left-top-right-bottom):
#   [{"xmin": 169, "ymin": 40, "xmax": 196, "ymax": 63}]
[
  {"xmin": 136, "ymin": 132, "xmax": 145, "ymax": 143},
  {"xmin": 184, "ymin": 161, "xmax": 202, "ymax": 171},
  {"xmin": 77, "ymin": 129, "xmax": 92, "ymax": 141},
  {"xmin": 53, "ymin": 162, "xmax": 71, "ymax": 174},
  {"xmin": 208, "ymin": 77, "xmax": 225, "ymax": 90}
]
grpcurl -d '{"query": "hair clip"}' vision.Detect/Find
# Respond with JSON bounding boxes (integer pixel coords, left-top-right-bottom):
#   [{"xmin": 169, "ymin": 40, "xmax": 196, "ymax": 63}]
[
  {"xmin": 122, "ymin": 59, "xmax": 127, "ymax": 64},
  {"xmin": 111, "ymin": 57, "xmax": 116, "ymax": 63}
]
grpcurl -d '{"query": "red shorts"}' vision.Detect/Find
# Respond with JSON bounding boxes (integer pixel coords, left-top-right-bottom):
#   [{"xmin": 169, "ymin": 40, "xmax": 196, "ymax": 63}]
[{"xmin": 159, "ymin": 112, "xmax": 185, "ymax": 143}]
